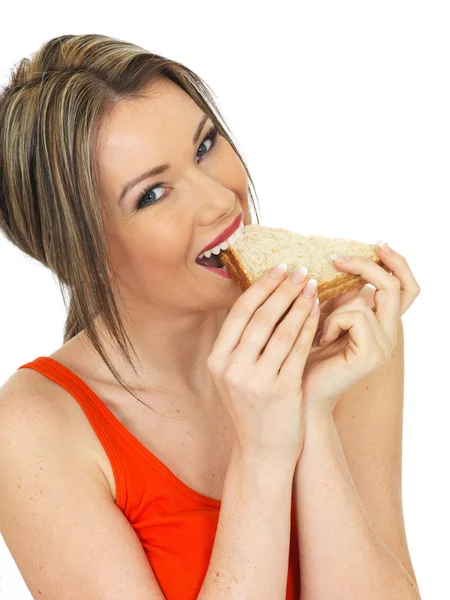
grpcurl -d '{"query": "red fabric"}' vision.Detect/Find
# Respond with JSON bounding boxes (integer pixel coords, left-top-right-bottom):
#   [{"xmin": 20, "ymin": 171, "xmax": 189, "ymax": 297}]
[{"xmin": 18, "ymin": 356, "xmax": 300, "ymax": 599}]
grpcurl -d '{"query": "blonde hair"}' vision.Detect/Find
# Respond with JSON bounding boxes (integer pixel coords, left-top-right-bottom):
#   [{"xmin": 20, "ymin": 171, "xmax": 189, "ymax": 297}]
[{"xmin": 0, "ymin": 34, "xmax": 261, "ymax": 410}]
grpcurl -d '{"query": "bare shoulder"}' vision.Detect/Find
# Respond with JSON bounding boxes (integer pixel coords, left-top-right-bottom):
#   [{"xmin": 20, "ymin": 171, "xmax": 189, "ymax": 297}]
[
  {"xmin": 0, "ymin": 366, "xmax": 74, "ymax": 432},
  {"xmin": 0, "ymin": 368, "xmax": 165, "ymax": 599},
  {"xmin": 0, "ymin": 367, "xmax": 111, "ymax": 494},
  {"xmin": 0, "ymin": 366, "xmax": 66, "ymax": 423},
  {"xmin": 0, "ymin": 364, "xmax": 103, "ymax": 454}
]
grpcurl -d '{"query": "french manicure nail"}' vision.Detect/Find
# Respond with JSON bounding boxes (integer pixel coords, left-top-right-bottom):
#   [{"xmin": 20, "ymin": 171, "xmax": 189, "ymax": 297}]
[
  {"xmin": 309, "ymin": 297, "xmax": 319, "ymax": 317},
  {"xmin": 290, "ymin": 266, "xmax": 308, "ymax": 284},
  {"xmin": 269, "ymin": 262, "xmax": 288, "ymax": 278},
  {"xmin": 377, "ymin": 240, "xmax": 393, "ymax": 255},
  {"xmin": 330, "ymin": 254, "xmax": 350, "ymax": 263}
]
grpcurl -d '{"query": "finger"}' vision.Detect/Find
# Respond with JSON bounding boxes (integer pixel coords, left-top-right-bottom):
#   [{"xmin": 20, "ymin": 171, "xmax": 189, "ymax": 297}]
[
  {"xmin": 330, "ymin": 252, "xmax": 400, "ymax": 345},
  {"xmin": 319, "ymin": 309, "xmax": 386, "ymax": 366},
  {"xmin": 233, "ymin": 272, "xmax": 313, "ymax": 364},
  {"xmin": 257, "ymin": 285, "xmax": 320, "ymax": 379},
  {"xmin": 318, "ymin": 298, "xmax": 387, "ymax": 352},
  {"xmin": 276, "ymin": 297, "xmax": 321, "ymax": 382},
  {"xmin": 313, "ymin": 286, "xmax": 365, "ymax": 344},
  {"xmin": 326, "ymin": 285, "xmax": 366, "ymax": 311},
  {"xmin": 209, "ymin": 264, "xmax": 290, "ymax": 361},
  {"xmin": 375, "ymin": 243, "xmax": 421, "ymax": 314}
]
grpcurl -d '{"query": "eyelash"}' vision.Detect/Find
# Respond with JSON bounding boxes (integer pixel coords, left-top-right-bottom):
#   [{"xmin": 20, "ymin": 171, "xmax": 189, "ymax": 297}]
[{"xmin": 135, "ymin": 124, "xmax": 219, "ymax": 211}]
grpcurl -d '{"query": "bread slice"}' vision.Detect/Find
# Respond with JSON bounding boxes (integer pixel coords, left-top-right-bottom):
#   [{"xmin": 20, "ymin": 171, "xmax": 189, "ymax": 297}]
[{"xmin": 219, "ymin": 224, "xmax": 392, "ymax": 303}]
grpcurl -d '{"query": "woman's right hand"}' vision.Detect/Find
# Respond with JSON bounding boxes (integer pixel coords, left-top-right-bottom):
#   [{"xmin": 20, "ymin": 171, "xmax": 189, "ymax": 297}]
[{"xmin": 207, "ymin": 263, "xmax": 321, "ymax": 468}]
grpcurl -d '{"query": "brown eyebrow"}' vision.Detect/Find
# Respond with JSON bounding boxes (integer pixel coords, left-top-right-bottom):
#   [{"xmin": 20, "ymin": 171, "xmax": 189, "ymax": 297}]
[{"xmin": 118, "ymin": 114, "xmax": 210, "ymax": 206}]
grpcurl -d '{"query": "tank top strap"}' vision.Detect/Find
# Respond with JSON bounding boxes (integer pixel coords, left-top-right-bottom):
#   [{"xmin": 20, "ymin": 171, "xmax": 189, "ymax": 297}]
[{"xmin": 17, "ymin": 356, "xmax": 127, "ymax": 508}]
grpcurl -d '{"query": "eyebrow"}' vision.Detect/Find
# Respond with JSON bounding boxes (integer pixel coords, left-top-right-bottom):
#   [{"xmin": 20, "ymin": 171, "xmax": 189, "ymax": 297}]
[{"xmin": 118, "ymin": 113, "xmax": 210, "ymax": 206}]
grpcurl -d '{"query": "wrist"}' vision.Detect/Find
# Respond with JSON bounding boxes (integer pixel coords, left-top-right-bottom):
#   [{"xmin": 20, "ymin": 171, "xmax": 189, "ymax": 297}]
[
  {"xmin": 232, "ymin": 443, "xmax": 298, "ymax": 479},
  {"xmin": 302, "ymin": 408, "xmax": 335, "ymax": 441},
  {"xmin": 294, "ymin": 413, "xmax": 336, "ymax": 484}
]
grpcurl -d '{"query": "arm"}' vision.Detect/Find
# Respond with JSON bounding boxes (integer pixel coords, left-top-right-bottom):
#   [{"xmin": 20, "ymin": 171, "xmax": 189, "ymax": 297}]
[
  {"xmin": 294, "ymin": 243, "xmax": 422, "ymax": 599},
  {"xmin": 331, "ymin": 316, "xmax": 419, "ymax": 588},
  {"xmin": 309, "ymin": 291, "xmax": 418, "ymax": 587},
  {"xmin": 294, "ymin": 414, "xmax": 420, "ymax": 600},
  {"xmin": 0, "ymin": 378, "xmax": 296, "ymax": 600},
  {"xmin": 198, "ymin": 446, "xmax": 296, "ymax": 599},
  {"xmin": 294, "ymin": 319, "xmax": 420, "ymax": 599}
]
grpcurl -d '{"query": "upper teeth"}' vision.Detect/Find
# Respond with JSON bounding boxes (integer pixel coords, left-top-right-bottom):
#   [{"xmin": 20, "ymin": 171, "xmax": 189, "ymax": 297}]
[{"xmin": 198, "ymin": 220, "xmax": 245, "ymax": 259}]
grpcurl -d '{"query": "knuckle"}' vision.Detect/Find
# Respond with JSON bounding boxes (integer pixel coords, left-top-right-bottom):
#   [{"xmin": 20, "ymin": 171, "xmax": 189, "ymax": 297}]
[
  {"xmin": 353, "ymin": 297, "xmax": 369, "ymax": 310},
  {"xmin": 229, "ymin": 300, "xmax": 251, "ymax": 320},
  {"xmin": 366, "ymin": 346, "xmax": 381, "ymax": 365},
  {"xmin": 253, "ymin": 307, "xmax": 273, "ymax": 329},
  {"xmin": 223, "ymin": 364, "xmax": 244, "ymax": 387},
  {"xmin": 372, "ymin": 343, "xmax": 390, "ymax": 365},
  {"xmin": 273, "ymin": 375, "xmax": 294, "ymax": 396},
  {"xmin": 273, "ymin": 325, "xmax": 296, "ymax": 344},
  {"xmin": 291, "ymin": 336, "xmax": 308, "ymax": 357},
  {"xmin": 273, "ymin": 381, "xmax": 290, "ymax": 399},
  {"xmin": 206, "ymin": 354, "xmax": 222, "ymax": 374},
  {"xmin": 373, "ymin": 352, "xmax": 384, "ymax": 367},
  {"xmin": 390, "ymin": 277, "xmax": 401, "ymax": 291},
  {"xmin": 249, "ymin": 376, "xmax": 268, "ymax": 396},
  {"xmin": 382, "ymin": 338, "xmax": 394, "ymax": 360},
  {"xmin": 354, "ymin": 310, "xmax": 368, "ymax": 324},
  {"xmin": 378, "ymin": 347, "xmax": 389, "ymax": 364}
]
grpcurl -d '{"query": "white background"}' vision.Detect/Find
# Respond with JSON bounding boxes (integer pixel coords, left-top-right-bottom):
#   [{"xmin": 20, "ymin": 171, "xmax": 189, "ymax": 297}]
[{"xmin": 1, "ymin": 1, "xmax": 448, "ymax": 598}]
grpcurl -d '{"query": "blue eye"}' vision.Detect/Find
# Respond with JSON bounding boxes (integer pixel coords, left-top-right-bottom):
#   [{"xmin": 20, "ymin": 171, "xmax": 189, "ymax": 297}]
[{"xmin": 135, "ymin": 124, "xmax": 219, "ymax": 211}]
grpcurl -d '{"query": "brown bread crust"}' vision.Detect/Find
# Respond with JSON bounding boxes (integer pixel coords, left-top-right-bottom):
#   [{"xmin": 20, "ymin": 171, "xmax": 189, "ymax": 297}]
[{"xmin": 220, "ymin": 248, "xmax": 391, "ymax": 304}]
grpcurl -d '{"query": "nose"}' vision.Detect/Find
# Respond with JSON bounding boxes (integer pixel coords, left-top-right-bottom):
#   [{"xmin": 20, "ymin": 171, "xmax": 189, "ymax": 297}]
[{"xmin": 188, "ymin": 171, "xmax": 236, "ymax": 220}]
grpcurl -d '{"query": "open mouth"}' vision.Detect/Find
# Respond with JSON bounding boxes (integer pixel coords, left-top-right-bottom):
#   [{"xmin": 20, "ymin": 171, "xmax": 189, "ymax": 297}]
[
  {"xmin": 195, "ymin": 252, "xmax": 225, "ymax": 269},
  {"xmin": 195, "ymin": 256, "xmax": 230, "ymax": 278},
  {"xmin": 195, "ymin": 212, "xmax": 244, "ymax": 269}
]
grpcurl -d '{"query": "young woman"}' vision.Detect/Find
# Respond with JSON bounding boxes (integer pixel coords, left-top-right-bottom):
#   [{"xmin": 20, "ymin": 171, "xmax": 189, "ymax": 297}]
[{"xmin": 0, "ymin": 34, "xmax": 421, "ymax": 599}]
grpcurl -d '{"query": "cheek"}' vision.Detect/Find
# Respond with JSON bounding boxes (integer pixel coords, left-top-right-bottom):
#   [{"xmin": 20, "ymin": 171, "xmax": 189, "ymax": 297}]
[
  {"xmin": 219, "ymin": 141, "xmax": 251, "ymax": 221},
  {"xmin": 129, "ymin": 238, "xmax": 185, "ymax": 275},
  {"xmin": 107, "ymin": 229, "xmax": 186, "ymax": 290},
  {"xmin": 235, "ymin": 163, "xmax": 251, "ymax": 225},
  {"xmin": 243, "ymin": 201, "xmax": 252, "ymax": 226}
]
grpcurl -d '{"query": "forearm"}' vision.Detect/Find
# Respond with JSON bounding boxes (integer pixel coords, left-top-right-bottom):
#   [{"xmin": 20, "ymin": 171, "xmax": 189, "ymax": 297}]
[
  {"xmin": 198, "ymin": 445, "xmax": 295, "ymax": 600},
  {"xmin": 294, "ymin": 414, "xmax": 421, "ymax": 600}
]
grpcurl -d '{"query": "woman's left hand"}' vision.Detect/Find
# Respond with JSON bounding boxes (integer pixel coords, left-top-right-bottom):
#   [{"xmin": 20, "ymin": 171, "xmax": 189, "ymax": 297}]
[{"xmin": 301, "ymin": 243, "xmax": 421, "ymax": 419}]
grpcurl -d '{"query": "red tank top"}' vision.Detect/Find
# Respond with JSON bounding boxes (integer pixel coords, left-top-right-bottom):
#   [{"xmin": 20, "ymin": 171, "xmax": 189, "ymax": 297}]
[{"xmin": 18, "ymin": 356, "xmax": 300, "ymax": 599}]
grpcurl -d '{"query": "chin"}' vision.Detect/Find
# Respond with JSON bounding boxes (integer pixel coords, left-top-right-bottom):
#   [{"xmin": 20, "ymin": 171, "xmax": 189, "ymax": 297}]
[{"xmin": 210, "ymin": 281, "xmax": 243, "ymax": 309}]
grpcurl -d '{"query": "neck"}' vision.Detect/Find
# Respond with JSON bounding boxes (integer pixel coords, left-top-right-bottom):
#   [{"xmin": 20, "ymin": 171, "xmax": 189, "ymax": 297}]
[{"xmin": 75, "ymin": 308, "xmax": 230, "ymax": 399}]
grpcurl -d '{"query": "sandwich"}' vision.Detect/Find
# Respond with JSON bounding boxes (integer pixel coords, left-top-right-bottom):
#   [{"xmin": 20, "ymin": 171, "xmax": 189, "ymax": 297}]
[{"xmin": 219, "ymin": 224, "xmax": 392, "ymax": 304}]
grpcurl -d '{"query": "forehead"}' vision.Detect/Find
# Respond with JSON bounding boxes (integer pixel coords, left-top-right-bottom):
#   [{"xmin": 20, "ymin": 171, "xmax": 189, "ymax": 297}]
[{"xmin": 97, "ymin": 79, "xmax": 203, "ymax": 201}]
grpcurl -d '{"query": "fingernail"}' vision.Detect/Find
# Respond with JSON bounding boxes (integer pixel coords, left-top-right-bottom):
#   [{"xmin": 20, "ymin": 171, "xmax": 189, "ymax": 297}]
[
  {"xmin": 290, "ymin": 266, "xmax": 308, "ymax": 284},
  {"xmin": 269, "ymin": 262, "xmax": 288, "ymax": 278},
  {"xmin": 309, "ymin": 297, "xmax": 319, "ymax": 317},
  {"xmin": 301, "ymin": 278, "xmax": 318, "ymax": 297},
  {"xmin": 377, "ymin": 240, "xmax": 393, "ymax": 255},
  {"xmin": 330, "ymin": 254, "xmax": 350, "ymax": 263}
]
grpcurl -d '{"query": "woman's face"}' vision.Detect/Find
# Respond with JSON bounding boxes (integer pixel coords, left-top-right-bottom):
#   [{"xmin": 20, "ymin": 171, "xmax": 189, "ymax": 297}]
[{"xmin": 97, "ymin": 77, "xmax": 251, "ymax": 316}]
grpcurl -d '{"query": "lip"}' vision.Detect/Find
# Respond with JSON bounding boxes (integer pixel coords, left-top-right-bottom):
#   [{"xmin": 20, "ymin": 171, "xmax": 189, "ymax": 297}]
[{"xmin": 196, "ymin": 211, "xmax": 244, "ymax": 258}]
